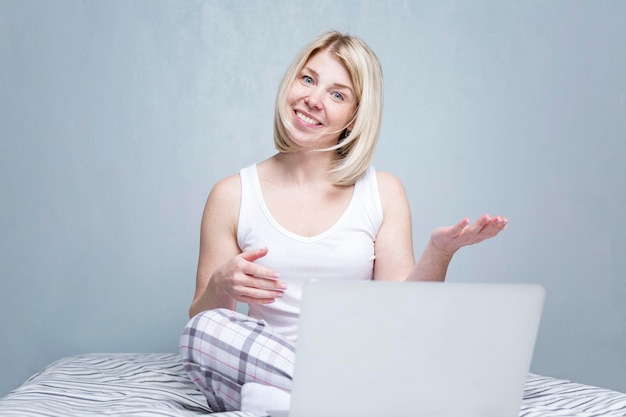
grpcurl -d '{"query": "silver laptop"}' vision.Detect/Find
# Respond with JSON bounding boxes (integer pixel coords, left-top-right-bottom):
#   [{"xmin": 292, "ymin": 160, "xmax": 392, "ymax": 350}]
[{"xmin": 269, "ymin": 280, "xmax": 545, "ymax": 417}]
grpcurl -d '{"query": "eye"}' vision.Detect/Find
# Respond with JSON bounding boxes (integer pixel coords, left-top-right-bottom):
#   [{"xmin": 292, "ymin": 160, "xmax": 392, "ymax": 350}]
[
  {"xmin": 301, "ymin": 75, "xmax": 314, "ymax": 85},
  {"xmin": 332, "ymin": 91, "xmax": 344, "ymax": 101}
]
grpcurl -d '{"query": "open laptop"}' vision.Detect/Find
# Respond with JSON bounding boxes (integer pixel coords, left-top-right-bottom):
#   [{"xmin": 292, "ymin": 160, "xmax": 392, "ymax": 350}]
[{"xmin": 268, "ymin": 280, "xmax": 545, "ymax": 417}]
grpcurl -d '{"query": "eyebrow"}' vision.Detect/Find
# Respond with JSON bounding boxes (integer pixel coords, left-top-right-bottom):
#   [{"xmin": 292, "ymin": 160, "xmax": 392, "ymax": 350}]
[{"xmin": 303, "ymin": 66, "xmax": 354, "ymax": 93}]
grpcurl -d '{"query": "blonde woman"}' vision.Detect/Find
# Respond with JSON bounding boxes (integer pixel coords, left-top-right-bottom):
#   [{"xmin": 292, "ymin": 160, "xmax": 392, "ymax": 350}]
[{"xmin": 180, "ymin": 31, "xmax": 507, "ymax": 413}]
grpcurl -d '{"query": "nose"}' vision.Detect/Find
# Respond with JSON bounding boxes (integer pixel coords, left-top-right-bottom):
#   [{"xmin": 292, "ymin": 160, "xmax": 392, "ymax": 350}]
[{"xmin": 304, "ymin": 87, "xmax": 324, "ymax": 110}]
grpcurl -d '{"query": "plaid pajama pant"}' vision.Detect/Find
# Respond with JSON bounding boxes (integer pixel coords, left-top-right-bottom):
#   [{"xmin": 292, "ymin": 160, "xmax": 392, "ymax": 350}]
[{"xmin": 179, "ymin": 308, "xmax": 296, "ymax": 412}]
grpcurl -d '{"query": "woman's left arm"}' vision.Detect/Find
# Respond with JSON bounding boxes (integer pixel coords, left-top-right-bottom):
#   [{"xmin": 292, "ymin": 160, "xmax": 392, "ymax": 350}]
[
  {"xmin": 373, "ymin": 172, "xmax": 508, "ymax": 282},
  {"xmin": 406, "ymin": 214, "xmax": 508, "ymax": 282}
]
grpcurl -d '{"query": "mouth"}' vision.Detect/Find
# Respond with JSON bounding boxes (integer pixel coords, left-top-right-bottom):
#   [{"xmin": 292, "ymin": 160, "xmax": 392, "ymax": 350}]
[{"xmin": 295, "ymin": 110, "xmax": 322, "ymax": 126}]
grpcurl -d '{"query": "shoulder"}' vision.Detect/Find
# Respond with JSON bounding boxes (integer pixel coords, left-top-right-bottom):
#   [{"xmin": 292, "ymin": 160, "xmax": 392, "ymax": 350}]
[
  {"xmin": 375, "ymin": 170, "xmax": 408, "ymax": 199},
  {"xmin": 375, "ymin": 170, "xmax": 402, "ymax": 186},
  {"xmin": 374, "ymin": 170, "xmax": 410, "ymax": 217},
  {"xmin": 204, "ymin": 173, "xmax": 242, "ymax": 217},
  {"xmin": 210, "ymin": 173, "xmax": 241, "ymax": 199}
]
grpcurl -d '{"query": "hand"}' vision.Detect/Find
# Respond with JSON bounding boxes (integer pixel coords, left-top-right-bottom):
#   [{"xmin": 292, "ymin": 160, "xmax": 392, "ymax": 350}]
[
  {"xmin": 430, "ymin": 214, "xmax": 508, "ymax": 256},
  {"xmin": 211, "ymin": 247, "xmax": 287, "ymax": 305}
]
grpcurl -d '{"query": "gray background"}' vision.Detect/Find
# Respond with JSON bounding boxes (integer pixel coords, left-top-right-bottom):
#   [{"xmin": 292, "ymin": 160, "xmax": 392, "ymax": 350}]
[{"xmin": 1, "ymin": 0, "xmax": 625, "ymax": 397}]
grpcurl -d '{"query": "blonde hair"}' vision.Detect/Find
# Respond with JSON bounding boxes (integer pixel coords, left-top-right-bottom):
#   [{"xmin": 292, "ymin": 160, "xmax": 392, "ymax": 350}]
[{"xmin": 273, "ymin": 31, "xmax": 384, "ymax": 186}]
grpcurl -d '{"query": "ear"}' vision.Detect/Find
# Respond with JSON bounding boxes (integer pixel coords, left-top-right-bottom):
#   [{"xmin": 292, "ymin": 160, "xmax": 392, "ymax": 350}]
[{"xmin": 338, "ymin": 128, "xmax": 351, "ymax": 141}]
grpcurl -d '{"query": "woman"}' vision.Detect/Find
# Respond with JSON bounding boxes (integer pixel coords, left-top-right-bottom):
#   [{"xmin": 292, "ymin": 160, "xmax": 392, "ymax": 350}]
[{"xmin": 180, "ymin": 31, "xmax": 507, "ymax": 413}]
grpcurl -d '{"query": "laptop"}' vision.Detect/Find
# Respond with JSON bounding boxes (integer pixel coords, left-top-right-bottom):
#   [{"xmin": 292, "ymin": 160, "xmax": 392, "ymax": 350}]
[{"xmin": 268, "ymin": 280, "xmax": 545, "ymax": 417}]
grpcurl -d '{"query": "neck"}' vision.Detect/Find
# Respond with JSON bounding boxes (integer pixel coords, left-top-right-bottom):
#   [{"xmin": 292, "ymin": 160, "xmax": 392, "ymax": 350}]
[{"xmin": 270, "ymin": 150, "xmax": 336, "ymax": 185}]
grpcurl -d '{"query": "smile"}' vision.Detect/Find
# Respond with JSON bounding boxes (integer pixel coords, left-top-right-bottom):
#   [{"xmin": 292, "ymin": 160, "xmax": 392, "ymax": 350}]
[{"xmin": 296, "ymin": 111, "xmax": 322, "ymax": 126}]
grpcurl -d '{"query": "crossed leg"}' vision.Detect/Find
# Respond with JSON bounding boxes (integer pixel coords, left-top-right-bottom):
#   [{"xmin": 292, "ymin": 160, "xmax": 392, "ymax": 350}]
[{"xmin": 180, "ymin": 308, "xmax": 296, "ymax": 412}]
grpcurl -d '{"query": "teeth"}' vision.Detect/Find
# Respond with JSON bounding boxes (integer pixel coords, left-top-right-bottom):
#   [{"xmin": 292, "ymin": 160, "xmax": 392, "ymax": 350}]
[{"xmin": 297, "ymin": 111, "xmax": 320, "ymax": 125}]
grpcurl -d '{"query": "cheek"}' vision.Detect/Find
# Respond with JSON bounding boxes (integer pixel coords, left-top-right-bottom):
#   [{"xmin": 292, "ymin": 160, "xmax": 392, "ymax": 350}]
[
  {"xmin": 336, "ymin": 107, "xmax": 356, "ymax": 126},
  {"xmin": 286, "ymin": 82, "xmax": 304, "ymax": 104}
]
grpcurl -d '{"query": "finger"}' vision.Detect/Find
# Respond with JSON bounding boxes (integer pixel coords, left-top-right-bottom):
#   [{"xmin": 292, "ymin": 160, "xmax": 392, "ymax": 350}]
[
  {"xmin": 245, "ymin": 264, "xmax": 283, "ymax": 283},
  {"xmin": 239, "ymin": 248, "xmax": 282, "ymax": 280},
  {"xmin": 248, "ymin": 274, "xmax": 288, "ymax": 291},
  {"xmin": 238, "ymin": 287, "xmax": 285, "ymax": 304},
  {"xmin": 498, "ymin": 216, "xmax": 509, "ymax": 228},
  {"xmin": 490, "ymin": 215, "xmax": 508, "ymax": 228},
  {"xmin": 479, "ymin": 216, "xmax": 509, "ymax": 236},
  {"xmin": 460, "ymin": 217, "xmax": 507, "ymax": 246},
  {"xmin": 477, "ymin": 214, "xmax": 492, "ymax": 226},
  {"xmin": 240, "ymin": 295, "xmax": 280, "ymax": 305},
  {"xmin": 241, "ymin": 246, "xmax": 270, "ymax": 263},
  {"xmin": 450, "ymin": 218, "xmax": 471, "ymax": 236},
  {"xmin": 465, "ymin": 214, "xmax": 492, "ymax": 234}
]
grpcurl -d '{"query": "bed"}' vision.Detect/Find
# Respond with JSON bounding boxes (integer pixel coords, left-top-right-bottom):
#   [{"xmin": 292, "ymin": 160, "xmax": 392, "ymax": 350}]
[{"xmin": 1, "ymin": 353, "xmax": 625, "ymax": 416}]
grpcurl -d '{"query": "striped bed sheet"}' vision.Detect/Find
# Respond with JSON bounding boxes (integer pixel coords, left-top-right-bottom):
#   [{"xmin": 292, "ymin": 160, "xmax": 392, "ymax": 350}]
[{"xmin": 0, "ymin": 353, "xmax": 625, "ymax": 417}]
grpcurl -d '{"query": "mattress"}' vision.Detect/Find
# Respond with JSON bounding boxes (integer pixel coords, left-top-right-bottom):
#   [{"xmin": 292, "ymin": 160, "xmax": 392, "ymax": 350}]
[{"xmin": 0, "ymin": 352, "xmax": 625, "ymax": 416}]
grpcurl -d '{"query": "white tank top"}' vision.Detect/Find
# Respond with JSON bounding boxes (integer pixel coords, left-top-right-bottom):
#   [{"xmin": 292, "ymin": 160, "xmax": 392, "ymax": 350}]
[{"xmin": 237, "ymin": 164, "xmax": 383, "ymax": 344}]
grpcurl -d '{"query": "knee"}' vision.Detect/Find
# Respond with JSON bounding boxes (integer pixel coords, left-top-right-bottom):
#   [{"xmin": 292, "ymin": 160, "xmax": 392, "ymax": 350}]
[
  {"xmin": 180, "ymin": 309, "xmax": 223, "ymax": 350},
  {"xmin": 186, "ymin": 307, "xmax": 264, "ymax": 333},
  {"xmin": 179, "ymin": 308, "xmax": 249, "ymax": 363},
  {"xmin": 185, "ymin": 308, "xmax": 233, "ymax": 330}
]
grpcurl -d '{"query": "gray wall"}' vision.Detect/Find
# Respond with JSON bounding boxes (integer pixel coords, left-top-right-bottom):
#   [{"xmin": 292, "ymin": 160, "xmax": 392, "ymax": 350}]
[{"xmin": 1, "ymin": 0, "xmax": 625, "ymax": 397}]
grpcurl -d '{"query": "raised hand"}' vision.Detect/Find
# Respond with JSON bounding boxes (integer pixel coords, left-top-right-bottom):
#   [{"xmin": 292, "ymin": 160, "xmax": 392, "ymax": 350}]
[{"xmin": 430, "ymin": 214, "xmax": 508, "ymax": 256}]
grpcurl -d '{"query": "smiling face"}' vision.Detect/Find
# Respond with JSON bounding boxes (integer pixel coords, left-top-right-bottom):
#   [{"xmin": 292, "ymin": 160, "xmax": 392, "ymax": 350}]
[
  {"xmin": 285, "ymin": 49, "xmax": 357, "ymax": 150},
  {"xmin": 273, "ymin": 31, "xmax": 383, "ymax": 185}
]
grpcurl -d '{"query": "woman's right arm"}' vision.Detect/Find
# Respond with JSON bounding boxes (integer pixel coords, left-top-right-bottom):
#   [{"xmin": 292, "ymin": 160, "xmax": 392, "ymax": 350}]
[{"xmin": 188, "ymin": 175, "xmax": 286, "ymax": 319}]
